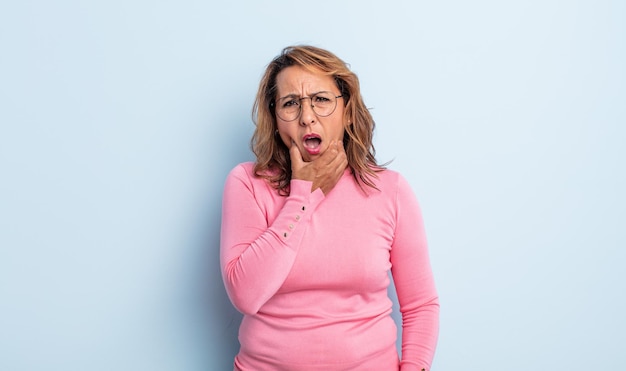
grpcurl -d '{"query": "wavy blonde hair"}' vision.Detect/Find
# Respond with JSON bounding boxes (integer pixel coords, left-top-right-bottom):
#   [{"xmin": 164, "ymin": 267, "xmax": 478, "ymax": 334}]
[{"xmin": 251, "ymin": 45, "xmax": 384, "ymax": 195}]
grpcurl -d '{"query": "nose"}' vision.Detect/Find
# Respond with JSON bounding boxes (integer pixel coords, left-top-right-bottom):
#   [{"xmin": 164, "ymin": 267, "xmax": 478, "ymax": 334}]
[{"xmin": 299, "ymin": 98, "xmax": 316, "ymax": 126}]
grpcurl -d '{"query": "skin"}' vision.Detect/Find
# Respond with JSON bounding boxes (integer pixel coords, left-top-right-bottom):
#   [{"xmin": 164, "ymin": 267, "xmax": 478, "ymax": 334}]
[{"xmin": 275, "ymin": 66, "xmax": 349, "ymax": 195}]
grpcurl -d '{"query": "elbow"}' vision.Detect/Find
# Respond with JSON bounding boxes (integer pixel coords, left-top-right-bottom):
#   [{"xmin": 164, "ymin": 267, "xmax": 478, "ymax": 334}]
[
  {"xmin": 222, "ymin": 273, "xmax": 263, "ymax": 315},
  {"xmin": 221, "ymin": 260, "xmax": 270, "ymax": 315},
  {"xmin": 425, "ymin": 295, "xmax": 440, "ymax": 309},
  {"xmin": 421, "ymin": 295, "xmax": 440, "ymax": 313},
  {"xmin": 228, "ymin": 292, "xmax": 262, "ymax": 316},
  {"xmin": 401, "ymin": 295, "xmax": 440, "ymax": 317}
]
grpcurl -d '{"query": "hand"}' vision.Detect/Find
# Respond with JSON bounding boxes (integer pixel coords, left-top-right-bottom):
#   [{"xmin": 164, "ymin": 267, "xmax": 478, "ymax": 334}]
[{"xmin": 290, "ymin": 140, "xmax": 348, "ymax": 195}]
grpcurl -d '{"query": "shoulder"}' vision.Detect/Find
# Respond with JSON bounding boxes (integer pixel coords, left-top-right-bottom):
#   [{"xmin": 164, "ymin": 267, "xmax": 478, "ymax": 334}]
[
  {"xmin": 371, "ymin": 168, "xmax": 418, "ymax": 200},
  {"xmin": 227, "ymin": 161, "xmax": 279, "ymax": 180},
  {"xmin": 227, "ymin": 161, "xmax": 256, "ymax": 180},
  {"xmin": 224, "ymin": 162, "xmax": 277, "ymax": 196},
  {"xmin": 372, "ymin": 168, "xmax": 405, "ymax": 189},
  {"xmin": 224, "ymin": 162, "xmax": 260, "ymax": 191}
]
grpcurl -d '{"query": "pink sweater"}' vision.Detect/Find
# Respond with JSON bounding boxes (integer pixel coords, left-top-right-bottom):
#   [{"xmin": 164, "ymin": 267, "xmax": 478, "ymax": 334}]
[{"xmin": 220, "ymin": 162, "xmax": 439, "ymax": 370}]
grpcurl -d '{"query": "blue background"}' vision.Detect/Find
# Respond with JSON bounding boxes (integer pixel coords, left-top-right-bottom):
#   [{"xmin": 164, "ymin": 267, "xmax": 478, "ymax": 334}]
[{"xmin": 1, "ymin": 1, "xmax": 624, "ymax": 370}]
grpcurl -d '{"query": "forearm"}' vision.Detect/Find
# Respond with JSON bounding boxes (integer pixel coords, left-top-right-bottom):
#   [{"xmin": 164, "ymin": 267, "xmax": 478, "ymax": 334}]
[
  {"xmin": 220, "ymin": 168, "xmax": 324, "ymax": 314},
  {"xmin": 399, "ymin": 296, "xmax": 440, "ymax": 371}
]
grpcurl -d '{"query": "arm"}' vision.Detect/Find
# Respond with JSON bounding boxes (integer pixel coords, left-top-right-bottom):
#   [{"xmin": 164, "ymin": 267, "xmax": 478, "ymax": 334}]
[
  {"xmin": 221, "ymin": 142, "xmax": 346, "ymax": 315},
  {"xmin": 390, "ymin": 174, "xmax": 440, "ymax": 371},
  {"xmin": 220, "ymin": 165, "xmax": 324, "ymax": 315}
]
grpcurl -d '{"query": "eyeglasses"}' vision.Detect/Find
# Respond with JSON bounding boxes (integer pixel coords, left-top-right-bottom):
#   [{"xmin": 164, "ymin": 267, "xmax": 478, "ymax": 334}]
[{"xmin": 275, "ymin": 91, "xmax": 343, "ymax": 122}]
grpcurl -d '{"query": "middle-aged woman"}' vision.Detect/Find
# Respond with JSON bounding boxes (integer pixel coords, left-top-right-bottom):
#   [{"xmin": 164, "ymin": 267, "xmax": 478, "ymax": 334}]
[{"xmin": 220, "ymin": 45, "xmax": 439, "ymax": 370}]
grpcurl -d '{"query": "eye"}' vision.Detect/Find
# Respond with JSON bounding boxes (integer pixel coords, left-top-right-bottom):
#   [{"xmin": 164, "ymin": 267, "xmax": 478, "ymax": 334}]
[
  {"xmin": 313, "ymin": 95, "xmax": 331, "ymax": 103},
  {"xmin": 282, "ymin": 99, "xmax": 300, "ymax": 108}
]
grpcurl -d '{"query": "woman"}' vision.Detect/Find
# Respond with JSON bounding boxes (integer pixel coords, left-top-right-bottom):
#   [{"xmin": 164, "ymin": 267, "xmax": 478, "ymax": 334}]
[{"xmin": 220, "ymin": 45, "xmax": 439, "ymax": 370}]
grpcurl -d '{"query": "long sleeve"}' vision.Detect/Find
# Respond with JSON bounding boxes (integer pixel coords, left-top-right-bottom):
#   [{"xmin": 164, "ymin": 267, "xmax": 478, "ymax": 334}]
[
  {"xmin": 390, "ymin": 175, "xmax": 440, "ymax": 371},
  {"xmin": 220, "ymin": 164, "xmax": 324, "ymax": 315}
]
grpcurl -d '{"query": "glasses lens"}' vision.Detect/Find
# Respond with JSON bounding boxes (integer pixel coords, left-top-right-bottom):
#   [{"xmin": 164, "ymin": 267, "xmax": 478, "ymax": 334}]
[
  {"xmin": 311, "ymin": 92, "xmax": 337, "ymax": 117},
  {"xmin": 275, "ymin": 92, "xmax": 339, "ymax": 121},
  {"xmin": 276, "ymin": 97, "xmax": 301, "ymax": 121}
]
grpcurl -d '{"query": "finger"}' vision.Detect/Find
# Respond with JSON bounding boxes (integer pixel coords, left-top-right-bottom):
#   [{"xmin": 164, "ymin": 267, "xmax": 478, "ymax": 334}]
[
  {"xmin": 333, "ymin": 140, "xmax": 346, "ymax": 160},
  {"xmin": 318, "ymin": 140, "xmax": 339, "ymax": 165},
  {"xmin": 328, "ymin": 141, "xmax": 346, "ymax": 166},
  {"xmin": 333, "ymin": 146, "xmax": 348, "ymax": 174},
  {"xmin": 289, "ymin": 140, "xmax": 304, "ymax": 170},
  {"xmin": 338, "ymin": 139, "xmax": 346, "ymax": 154}
]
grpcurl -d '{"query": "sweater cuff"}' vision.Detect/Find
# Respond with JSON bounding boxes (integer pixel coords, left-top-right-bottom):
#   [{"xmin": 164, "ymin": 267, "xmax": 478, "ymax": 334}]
[
  {"xmin": 270, "ymin": 179, "xmax": 324, "ymax": 249},
  {"xmin": 290, "ymin": 179, "xmax": 325, "ymax": 203}
]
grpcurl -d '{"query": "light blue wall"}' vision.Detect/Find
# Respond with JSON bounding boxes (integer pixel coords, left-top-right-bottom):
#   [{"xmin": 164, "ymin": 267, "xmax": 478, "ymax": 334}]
[{"xmin": 1, "ymin": 1, "xmax": 624, "ymax": 370}]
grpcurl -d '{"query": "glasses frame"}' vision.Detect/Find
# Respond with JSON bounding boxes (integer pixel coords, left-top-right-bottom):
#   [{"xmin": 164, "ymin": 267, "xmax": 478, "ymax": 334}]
[{"xmin": 274, "ymin": 91, "xmax": 343, "ymax": 122}]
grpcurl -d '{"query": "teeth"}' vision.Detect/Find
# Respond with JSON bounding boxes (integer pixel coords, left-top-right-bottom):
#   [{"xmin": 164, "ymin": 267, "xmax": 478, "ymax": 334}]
[{"xmin": 304, "ymin": 137, "xmax": 321, "ymax": 148}]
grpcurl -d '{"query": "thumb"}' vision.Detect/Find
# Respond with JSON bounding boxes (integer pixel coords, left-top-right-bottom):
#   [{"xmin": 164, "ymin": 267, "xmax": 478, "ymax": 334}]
[{"xmin": 289, "ymin": 140, "xmax": 303, "ymax": 170}]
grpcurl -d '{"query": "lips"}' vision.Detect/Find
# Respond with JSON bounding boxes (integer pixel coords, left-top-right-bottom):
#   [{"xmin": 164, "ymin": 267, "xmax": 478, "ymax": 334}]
[{"xmin": 302, "ymin": 133, "xmax": 322, "ymax": 155}]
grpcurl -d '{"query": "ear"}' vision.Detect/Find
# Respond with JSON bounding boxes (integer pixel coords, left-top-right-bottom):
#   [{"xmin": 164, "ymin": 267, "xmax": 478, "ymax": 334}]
[{"xmin": 344, "ymin": 112, "xmax": 353, "ymax": 127}]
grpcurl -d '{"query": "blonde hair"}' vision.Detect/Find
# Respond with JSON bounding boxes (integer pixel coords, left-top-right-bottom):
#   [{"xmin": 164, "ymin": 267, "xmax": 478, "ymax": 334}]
[{"xmin": 251, "ymin": 45, "xmax": 384, "ymax": 195}]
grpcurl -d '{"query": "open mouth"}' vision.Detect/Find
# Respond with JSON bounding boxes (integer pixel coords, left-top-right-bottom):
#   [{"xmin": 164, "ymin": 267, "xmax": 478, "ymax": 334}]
[{"xmin": 302, "ymin": 134, "xmax": 322, "ymax": 155}]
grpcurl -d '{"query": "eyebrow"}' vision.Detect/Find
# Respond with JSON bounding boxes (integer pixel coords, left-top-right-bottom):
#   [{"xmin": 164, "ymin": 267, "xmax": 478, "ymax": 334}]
[{"xmin": 277, "ymin": 91, "xmax": 331, "ymax": 100}]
